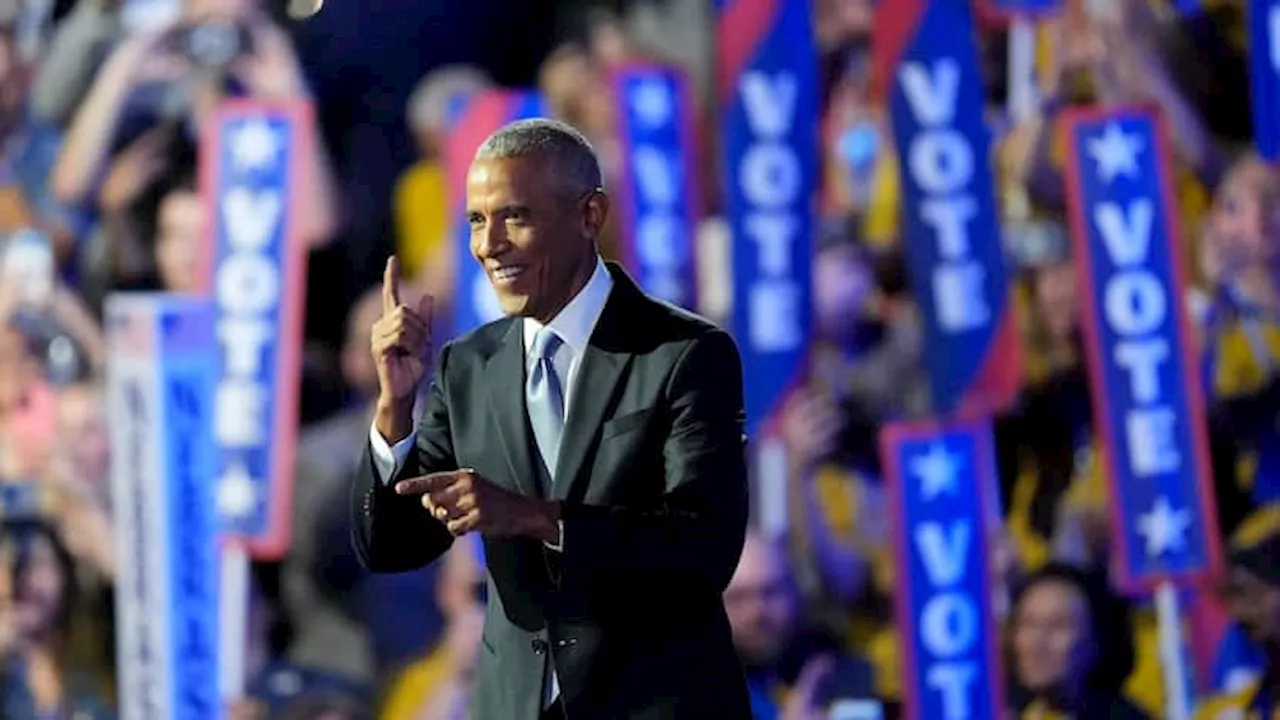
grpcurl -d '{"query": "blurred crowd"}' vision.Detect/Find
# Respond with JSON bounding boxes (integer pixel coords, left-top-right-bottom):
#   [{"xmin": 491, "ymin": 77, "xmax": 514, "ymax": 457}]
[{"xmin": 0, "ymin": 0, "xmax": 1279, "ymax": 717}]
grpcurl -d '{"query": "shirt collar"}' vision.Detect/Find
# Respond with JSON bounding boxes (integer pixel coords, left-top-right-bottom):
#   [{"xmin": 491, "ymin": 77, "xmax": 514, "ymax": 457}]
[{"xmin": 523, "ymin": 257, "xmax": 612, "ymax": 358}]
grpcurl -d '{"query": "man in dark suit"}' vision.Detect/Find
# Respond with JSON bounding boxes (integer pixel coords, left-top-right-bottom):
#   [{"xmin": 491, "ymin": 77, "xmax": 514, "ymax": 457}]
[{"xmin": 351, "ymin": 118, "xmax": 752, "ymax": 719}]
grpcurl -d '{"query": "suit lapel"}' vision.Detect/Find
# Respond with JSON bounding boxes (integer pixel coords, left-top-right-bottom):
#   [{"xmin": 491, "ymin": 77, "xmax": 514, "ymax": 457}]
[
  {"xmin": 483, "ymin": 321, "xmax": 542, "ymax": 499},
  {"xmin": 552, "ymin": 267, "xmax": 639, "ymax": 501}
]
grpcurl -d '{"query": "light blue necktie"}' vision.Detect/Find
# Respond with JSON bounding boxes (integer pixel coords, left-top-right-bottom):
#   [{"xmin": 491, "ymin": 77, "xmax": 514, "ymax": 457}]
[
  {"xmin": 527, "ymin": 328, "xmax": 566, "ymax": 706},
  {"xmin": 527, "ymin": 328, "xmax": 566, "ymax": 490}
]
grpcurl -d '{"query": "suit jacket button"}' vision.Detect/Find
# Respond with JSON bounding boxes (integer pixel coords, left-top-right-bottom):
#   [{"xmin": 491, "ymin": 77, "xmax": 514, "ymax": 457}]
[
  {"xmin": 555, "ymin": 638, "xmax": 577, "ymax": 648},
  {"xmin": 531, "ymin": 639, "xmax": 548, "ymax": 655}
]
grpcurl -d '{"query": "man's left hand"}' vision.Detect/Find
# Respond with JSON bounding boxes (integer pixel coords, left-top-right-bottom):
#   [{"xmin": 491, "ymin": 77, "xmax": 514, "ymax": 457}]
[{"xmin": 395, "ymin": 470, "xmax": 559, "ymax": 542}]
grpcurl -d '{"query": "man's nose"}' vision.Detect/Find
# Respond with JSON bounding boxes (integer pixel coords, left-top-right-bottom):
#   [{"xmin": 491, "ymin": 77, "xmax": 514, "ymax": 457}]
[{"xmin": 473, "ymin": 222, "xmax": 509, "ymax": 259}]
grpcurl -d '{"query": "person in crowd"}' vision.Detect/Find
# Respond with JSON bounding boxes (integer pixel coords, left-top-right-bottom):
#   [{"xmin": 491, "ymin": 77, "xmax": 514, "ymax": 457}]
[
  {"xmin": 1199, "ymin": 153, "xmax": 1280, "ymax": 505},
  {"xmin": 150, "ymin": 169, "xmax": 201, "ymax": 293},
  {"xmin": 994, "ymin": 220, "xmax": 1097, "ymax": 574},
  {"xmin": 396, "ymin": 65, "xmax": 491, "ymax": 289},
  {"xmin": 1003, "ymin": 0, "xmax": 1220, "ymax": 242},
  {"xmin": 47, "ymin": 0, "xmax": 338, "ymax": 248},
  {"xmin": 242, "ymin": 562, "xmax": 369, "ymax": 716},
  {"xmin": 535, "ymin": 41, "xmax": 622, "ymax": 259},
  {"xmin": 379, "ymin": 533, "xmax": 487, "ymax": 720},
  {"xmin": 821, "ymin": 41, "xmax": 893, "ymax": 247},
  {"xmin": 1195, "ymin": 516, "xmax": 1280, "ymax": 718},
  {"xmin": 726, "ymin": 529, "xmax": 878, "ymax": 720},
  {"xmin": 1006, "ymin": 563, "xmax": 1147, "ymax": 719},
  {"xmin": 0, "ymin": 518, "xmax": 113, "ymax": 719},
  {"xmin": 812, "ymin": 0, "xmax": 875, "ymax": 54},
  {"xmin": 780, "ymin": 237, "xmax": 928, "ymax": 701},
  {"xmin": 284, "ymin": 282, "xmax": 442, "ymax": 682}
]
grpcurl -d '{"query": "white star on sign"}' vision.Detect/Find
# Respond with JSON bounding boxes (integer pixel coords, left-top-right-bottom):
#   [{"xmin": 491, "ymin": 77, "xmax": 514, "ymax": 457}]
[
  {"xmin": 1087, "ymin": 122, "xmax": 1143, "ymax": 184},
  {"xmin": 910, "ymin": 442, "xmax": 962, "ymax": 501},
  {"xmin": 1136, "ymin": 495, "xmax": 1193, "ymax": 557},
  {"xmin": 217, "ymin": 464, "xmax": 258, "ymax": 519},
  {"xmin": 631, "ymin": 78, "xmax": 673, "ymax": 128},
  {"xmin": 229, "ymin": 119, "xmax": 281, "ymax": 172}
]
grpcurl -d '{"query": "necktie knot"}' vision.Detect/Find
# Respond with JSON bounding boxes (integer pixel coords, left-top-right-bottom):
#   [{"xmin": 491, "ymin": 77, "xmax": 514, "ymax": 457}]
[{"xmin": 532, "ymin": 328, "xmax": 564, "ymax": 363}]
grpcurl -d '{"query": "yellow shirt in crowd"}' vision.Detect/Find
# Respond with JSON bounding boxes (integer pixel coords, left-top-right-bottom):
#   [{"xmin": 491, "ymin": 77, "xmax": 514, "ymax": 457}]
[
  {"xmin": 393, "ymin": 160, "xmax": 451, "ymax": 280},
  {"xmin": 379, "ymin": 648, "xmax": 454, "ymax": 720}
]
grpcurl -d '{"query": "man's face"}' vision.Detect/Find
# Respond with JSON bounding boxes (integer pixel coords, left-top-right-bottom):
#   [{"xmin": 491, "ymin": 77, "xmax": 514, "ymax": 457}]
[
  {"xmin": 1224, "ymin": 567, "xmax": 1280, "ymax": 646},
  {"xmin": 465, "ymin": 156, "xmax": 603, "ymax": 322},
  {"xmin": 724, "ymin": 536, "xmax": 796, "ymax": 668}
]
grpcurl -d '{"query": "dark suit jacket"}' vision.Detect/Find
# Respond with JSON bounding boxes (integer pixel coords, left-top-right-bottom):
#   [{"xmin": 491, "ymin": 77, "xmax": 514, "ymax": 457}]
[{"xmin": 351, "ymin": 264, "xmax": 752, "ymax": 719}]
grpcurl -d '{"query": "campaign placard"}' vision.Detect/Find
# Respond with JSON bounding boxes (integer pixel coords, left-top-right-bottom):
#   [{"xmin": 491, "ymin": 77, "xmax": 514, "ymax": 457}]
[
  {"xmin": 197, "ymin": 100, "xmax": 311, "ymax": 558},
  {"xmin": 612, "ymin": 63, "xmax": 699, "ymax": 309},
  {"xmin": 1060, "ymin": 106, "xmax": 1222, "ymax": 590},
  {"xmin": 106, "ymin": 294, "xmax": 220, "ymax": 720},
  {"xmin": 444, "ymin": 89, "xmax": 546, "ymax": 336},
  {"xmin": 1250, "ymin": 0, "xmax": 1280, "ymax": 159},
  {"xmin": 877, "ymin": 0, "xmax": 1022, "ymax": 417},
  {"xmin": 716, "ymin": 0, "xmax": 817, "ymax": 438},
  {"xmin": 881, "ymin": 418, "xmax": 1005, "ymax": 720}
]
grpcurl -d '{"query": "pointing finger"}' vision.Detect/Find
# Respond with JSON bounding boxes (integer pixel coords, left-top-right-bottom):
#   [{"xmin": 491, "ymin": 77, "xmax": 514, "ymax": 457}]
[
  {"xmin": 395, "ymin": 470, "xmax": 470, "ymax": 496},
  {"xmin": 383, "ymin": 256, "xmax": 401, "ymax": 312}
]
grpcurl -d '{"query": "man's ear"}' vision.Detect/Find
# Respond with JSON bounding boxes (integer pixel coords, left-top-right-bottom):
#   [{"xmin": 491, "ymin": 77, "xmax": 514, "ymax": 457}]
[{"xmin": 583, "ymin": 190, "xmax": 610, "ymax": 239}]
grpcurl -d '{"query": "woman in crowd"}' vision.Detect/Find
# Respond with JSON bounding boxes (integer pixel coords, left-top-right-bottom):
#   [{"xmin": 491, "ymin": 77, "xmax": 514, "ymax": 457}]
[
  {"xmin": 0, "ymin": 518, "xmax": 113, "ymax": 719},
  {"xmin": 1199, "ymin": 153, "xmax": 1280, "ymax": 505},
  {"xmin": 1006, "ymin": 564, "xmax": 1147, "ymax": 719}
]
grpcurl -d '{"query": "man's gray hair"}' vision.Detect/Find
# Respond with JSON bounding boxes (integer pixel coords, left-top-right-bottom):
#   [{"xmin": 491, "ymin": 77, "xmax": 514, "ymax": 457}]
[{"xmin": 475, "ymin": 118, "xmax": 604, "ymax": 194}]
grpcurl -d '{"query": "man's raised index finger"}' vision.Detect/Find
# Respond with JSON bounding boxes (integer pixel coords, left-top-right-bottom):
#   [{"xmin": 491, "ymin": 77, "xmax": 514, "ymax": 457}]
[
  {"xmin": 395, "ymin": 470, "xmax": 467, "ymax": 495},
  {"xmin": 383, "ymin": 256, "xmax": 401, "ymax": 311}
]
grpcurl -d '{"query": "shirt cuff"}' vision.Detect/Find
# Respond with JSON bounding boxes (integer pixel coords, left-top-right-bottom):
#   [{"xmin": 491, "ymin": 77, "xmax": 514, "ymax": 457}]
[
  {"xmin": 368, "ymin": 423, "xmax": 415, "ymax": 486},
  {"xmin": 544, "ymin": 520, "xmax": 564, "ymax": 552}
]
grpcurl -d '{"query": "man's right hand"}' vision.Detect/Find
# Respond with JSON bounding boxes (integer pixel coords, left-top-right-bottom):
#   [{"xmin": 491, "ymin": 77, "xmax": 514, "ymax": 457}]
[{"xmin": 372, "ymin": 256, "xmax": 433, "ymax": 442}]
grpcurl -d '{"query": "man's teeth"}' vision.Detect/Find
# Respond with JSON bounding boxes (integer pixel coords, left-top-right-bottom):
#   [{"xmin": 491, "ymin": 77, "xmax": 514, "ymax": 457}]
[{"xmin": 494, "ymin": 267, "xmax": 524, "ymax": 280}]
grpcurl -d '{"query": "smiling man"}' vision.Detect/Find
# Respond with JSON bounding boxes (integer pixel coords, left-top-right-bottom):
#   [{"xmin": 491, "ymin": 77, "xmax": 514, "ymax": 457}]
[{"xmin": 351, "ymin": 118, "xmax": 752, "ymax": 720}]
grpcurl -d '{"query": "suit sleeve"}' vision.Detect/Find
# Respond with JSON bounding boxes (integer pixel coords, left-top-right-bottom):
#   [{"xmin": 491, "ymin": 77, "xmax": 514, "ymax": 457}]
[
  {"xmin": 558, "ymin": 329, "xmax": 749, "ymax": 591},
  {"xmin": 350, "ymin": 344, "xmax": 458, "ymax": 573}
]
